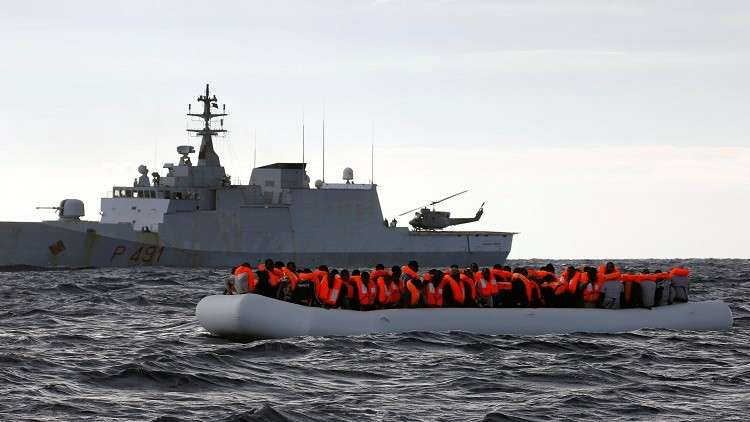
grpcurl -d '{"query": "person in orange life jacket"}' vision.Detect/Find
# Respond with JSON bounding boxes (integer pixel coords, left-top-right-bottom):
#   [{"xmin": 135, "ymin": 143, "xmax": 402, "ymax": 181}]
[
  {"xmin": 560, "ymin": 265, "xmax": 583, "ymax": 307},
  {"xmin": 371, "ymin": 264, "xmax": 389, "ymax": 284},
  {"xmin": 318, "ymin": 269, "xmax": 346, "ymax": 308},
  {"xmin": 596, "ymin": 262, "xmax": 623, "ymax": 309},
  {"xmin": 274, "ymin": 261, "xmax": 295, "ymax": 301},
  {"xmin": 531, "ymin": 263, "xmax": 561, "ymax": 307},
  {"xmin": 341, "ymin": 269, "xmax": 357, "ymax": 305},
  {"xmin": 293, "ymin": 268, "xmax": 317, "ymax": 306},
  {"xmin": 337, "ymin": 269, "xmax": 353, "ymax": 309},
  {"xmin": 652, "ymin": 269, "xmax": 673, "ymax": 306},
  {"xmin": 253, "ymin": 258, "xmax": 275, "ymax": 297},
  {"xmin": 620, "ymin": 270, "xmax": 644, "ymax": 309},
  {"xmin": 460, "ymin": 268, "xmax": 478, "ymax": 307},
  {"xmin": 347, "ymin": 269, "xmax": 362, "ymax": 309},
  {"xmin": 224, "ymin": 266, "xmax": 238, "ymax": 295},
  {"xmin": 508, "ymin": 267, "xmax": 528, "ymax": 307},
  {"xmin": 474, "ymin": 268, "xmax": 495, "ymax": 307},
  {"xmin": 280, "ymin": 262, "xmax": 300, "ymax": 302},
  {"xmin": 440, "ymin": 265, "xmax": 466, "ymax": 307},
  {"xmin": 233, "ymin": 262, "xmax": 255, "ymax": 294},
  {"xmin": 423, "ymin": 269, "xmax": 444, "ymax": 307},
  {"xmin": 312, "ymin": 265, "xmax": 332, "ymax": 306},
  {"xmin": 389, "ymin": 265, "xmax": 403, "ymax": 305},
  {"xmin": 356, "ymin": 271, "xmax": 377, "ymax": 310},
  {"xmin": 490, "ymin": 264, "xmax": 513, "ymax": 307},
  {"xmin": 400, "ymin": 260, "xmax": 423, "ymax": 308},
  {"xmin": 510, "ymin": 267, "xmax": 541, "ymax": 307},
  {"xmin": 581, "ymin": 266, "xmax": 601, "ymax": 308},
  {"xmin": 377, "ymin": 273, "xmax": 400, "ymax": 308}
]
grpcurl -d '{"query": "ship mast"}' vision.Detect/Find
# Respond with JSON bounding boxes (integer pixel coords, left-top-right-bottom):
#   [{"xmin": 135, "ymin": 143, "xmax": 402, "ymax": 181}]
[{"xmin": 187, "ymin": 84, "xmax": 227, "ymax": 167}]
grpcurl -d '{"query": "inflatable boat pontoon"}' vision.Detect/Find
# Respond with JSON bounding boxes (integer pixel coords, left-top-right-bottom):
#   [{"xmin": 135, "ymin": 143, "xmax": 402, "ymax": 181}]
[{"xmin": 195, "ymin": 294, "xmax": 733, "ymax": 339}]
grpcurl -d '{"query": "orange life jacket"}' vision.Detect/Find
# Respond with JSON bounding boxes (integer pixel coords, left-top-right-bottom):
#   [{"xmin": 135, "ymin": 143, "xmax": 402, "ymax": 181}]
[
  {"xmin": 401, "ymin": 266, "xmax": 421, "ymax": 282},
  {"xmin": 405, "ymin": 280, "xmax": 421, "ymax": 306},
  {"xmin": 319, "ymin": 275, "xmax": 343, "ymax": 306},
  {"xmin": 459, "ymin": 274, "xmax": 477, "ymax": 301},
  {"xmin": 490, "ymin": 269, "xmax": 513, "ymax": 294},
  {"xmin": 424, "ymin": 280, "xmax": 443, "ymax": 307},
  {"xmin": 597, "ymin": 265, "xmax": 622, "ymax": 282},
  {"xmin": 233, "ymin": 265, "xmax": 255, "ymax": 292},
  {"xmin": 388, "ymin": 280, "xmax": 402, "ymax": 304},
  {"xmin": 581, "ymin": 272, "xmax": 601, "ymax": 304},
  {"xmin": 351, "ymin": 275, "xmax": 371, "ymax": 305},
  {"xmin": 474, "ymin": 272, "xmax": 495, "ymax": 298},
  {"xmin": 562, "ymin": 271, "xmax": 581, "ymax": 295},
  {"xmin": 528, "ymin": 269, "xmax": 555, "ymax": 283},
  {"xmin": 376, "ymin": 277, "xmax": 400, "ymax": 305},
  {"xmin": 366, "ymin": 279, "xmax": 378, "ymax": 306},
  {"xmin": 512, "ymin": 273, "xmax": 541, "ymax": 305},
  {"xmin": 670, "ymin": 268, "xmax": 689, "ymax": 277},
  {"xmin": 269, "ymin": 268, "xmax": 284, "ymax": 287},
  {"xmin": 282, "ymin": 267, "xmax": 299, "ymax": 290},
  {"xmin": 653, "ymin": 272, "xmax": 671, "ymax": 281},
  {"xmin": 371, "ymin": 269, "xmax": 390, "ymax": 281},
  {"xmin": 439, "ymin": 274, "xmax": 465, "ymax": 305}
]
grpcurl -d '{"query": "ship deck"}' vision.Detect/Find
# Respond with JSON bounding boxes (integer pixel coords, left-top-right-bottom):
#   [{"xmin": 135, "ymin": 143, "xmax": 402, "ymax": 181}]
[{"xmin": 407, "ymin": 230, "xmax": 517, "ymax": 236}]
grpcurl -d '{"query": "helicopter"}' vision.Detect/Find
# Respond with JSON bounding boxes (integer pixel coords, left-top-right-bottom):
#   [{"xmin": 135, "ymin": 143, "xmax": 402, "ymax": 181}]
[{"xmin": 398, "ymin": 190, "xmax": 485, "ymax": 231}]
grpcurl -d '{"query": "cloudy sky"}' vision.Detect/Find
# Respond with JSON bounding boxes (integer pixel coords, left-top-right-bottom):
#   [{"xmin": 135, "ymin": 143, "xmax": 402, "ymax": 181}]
[{"xmin": 1, "ymin": 0, "xmax": 748, "ymax": 258}]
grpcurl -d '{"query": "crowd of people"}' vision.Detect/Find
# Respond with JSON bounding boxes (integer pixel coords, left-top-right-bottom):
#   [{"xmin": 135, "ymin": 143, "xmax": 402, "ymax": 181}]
[{"xmin": 223, "ymin": 259, "xmax": 690, "ymax": 311}]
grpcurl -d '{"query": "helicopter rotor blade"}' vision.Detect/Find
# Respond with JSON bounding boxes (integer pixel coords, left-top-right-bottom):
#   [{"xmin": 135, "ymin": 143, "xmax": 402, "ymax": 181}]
[
  {"xmin": 429, "ymin": 190, "xmax": 468, "ymax": 207},
  {"xmin": 398, "ymin": 205, "xmax": 423, "ymax": 217},
  {"xmin": 397, "ymin": 190, "xmax": 469, "ymax": 216}
]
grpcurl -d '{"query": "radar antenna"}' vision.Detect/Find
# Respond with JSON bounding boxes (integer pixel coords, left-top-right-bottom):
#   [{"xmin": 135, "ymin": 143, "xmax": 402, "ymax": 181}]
[
  {"xmin": 398, "ymin": 190, "xmax": 469, "ymax": 216},
  {"xmin": 186, "ymin": 84, "xmax": 227, "ymax": 167}
]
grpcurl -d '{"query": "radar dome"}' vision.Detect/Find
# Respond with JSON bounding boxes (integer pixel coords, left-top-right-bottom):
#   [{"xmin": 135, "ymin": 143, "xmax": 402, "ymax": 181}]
[
  {"xmin": 314, "ymin": 179, "xmax": 324, "ymax": 189},
  {"xmin": 59, "ymin": 199, "xmax": 85, "ymax": 219},
  {"xmin": 177, "ymin": 145, "xmax": 195, "ymax": 155},
  {"xmin": 138, "ymin": 165, "xmax": 148, "ymax": 175},
  {"xmin": 343, "ymin": 167, "xmax": 354, "ymax": 182}
]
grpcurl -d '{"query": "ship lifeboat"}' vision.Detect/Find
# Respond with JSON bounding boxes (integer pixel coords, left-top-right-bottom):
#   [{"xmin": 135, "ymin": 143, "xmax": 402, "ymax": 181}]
[{"xmin": 195, "ymin": 294, "xmax": 733, "ymax": 340}]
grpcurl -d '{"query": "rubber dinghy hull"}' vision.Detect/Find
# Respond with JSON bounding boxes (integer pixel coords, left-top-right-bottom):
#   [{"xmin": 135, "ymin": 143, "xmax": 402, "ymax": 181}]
[{"xmin": 195, "ymin": 294, "xmax": 733, "ymax": 339}]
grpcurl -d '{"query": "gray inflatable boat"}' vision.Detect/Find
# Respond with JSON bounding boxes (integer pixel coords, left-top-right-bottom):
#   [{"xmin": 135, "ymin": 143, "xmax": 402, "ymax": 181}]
[{"xmin": 196, "ymin": 294, "xmax": 733, "ymax": 340}]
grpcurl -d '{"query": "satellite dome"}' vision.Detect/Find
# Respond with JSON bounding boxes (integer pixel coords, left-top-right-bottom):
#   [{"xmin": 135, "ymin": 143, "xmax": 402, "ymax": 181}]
[
  {"xmin": 343, "ymin": 167, "xmax": 354, "ymax": 182},
  {"xmin": 138, "ymin": 165, "xmax": 149, "ymax": 175},
  {"xmin": 314, "ymin": 179, "xmax": 324, "ymax": 189}
]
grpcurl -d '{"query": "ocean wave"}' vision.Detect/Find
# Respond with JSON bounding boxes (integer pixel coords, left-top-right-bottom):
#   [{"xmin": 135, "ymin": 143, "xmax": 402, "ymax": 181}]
[{"xmin": 0, "ymin": 259, "xmax": 747, "ymax": 421}]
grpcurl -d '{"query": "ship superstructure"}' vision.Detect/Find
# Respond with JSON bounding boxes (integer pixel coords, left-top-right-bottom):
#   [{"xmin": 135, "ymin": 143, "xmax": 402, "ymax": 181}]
[{"xmin": 0, "ymin": 85, "xmax": 514, "ymax": 268}]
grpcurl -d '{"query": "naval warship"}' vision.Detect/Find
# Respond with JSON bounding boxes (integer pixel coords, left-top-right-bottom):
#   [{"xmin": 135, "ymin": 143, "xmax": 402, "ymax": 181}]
[{"xmin": 0, "ymin": 85, "xmax": 514, "ymax": 268}]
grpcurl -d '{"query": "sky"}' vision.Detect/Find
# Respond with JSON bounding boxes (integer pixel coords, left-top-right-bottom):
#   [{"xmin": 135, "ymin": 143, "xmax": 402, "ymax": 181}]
[{"xmin": 1, "ymin": 0, "xmax": 748, "ymax": 258}]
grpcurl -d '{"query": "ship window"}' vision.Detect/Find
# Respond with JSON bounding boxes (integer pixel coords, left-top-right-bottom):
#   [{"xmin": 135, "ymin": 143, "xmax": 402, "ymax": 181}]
[
  {"xmin": 195, "ymin": 193, "xmax": 200, "ymax": 200},
  {"xmin": 163, "ymin": 191, "xmax": 170, "ymax": 199},
  {"xmin": 172, "ymin": 192, "xmax": 183, "ymax": 200},
  {"xmin": 125, "ymin": 190, "xmax": 133, "ymax": 198},
  {"xmin": 113, "ymin": 190, "xmax": 120, "ymax": 198}
]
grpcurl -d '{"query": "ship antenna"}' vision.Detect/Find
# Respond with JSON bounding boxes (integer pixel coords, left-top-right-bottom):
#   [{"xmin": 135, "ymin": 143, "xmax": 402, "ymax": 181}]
[
  {"xmin": 302, "ymin": 114, "xmax": 305, "ymax": 164},
  {"xmin": 186, "ymin": 83, "xmax": 227, "ymax": 167},
  {"xmin": 253, "ymin": 129, "xmax": 257, "ymax": 169},
  {"xmin": 322, "ymin": 118, "xmax": 326, "ymax": 182},
  {"xmin": 370, "ymin": 121, "xmax": 374, "ymax": 185}
]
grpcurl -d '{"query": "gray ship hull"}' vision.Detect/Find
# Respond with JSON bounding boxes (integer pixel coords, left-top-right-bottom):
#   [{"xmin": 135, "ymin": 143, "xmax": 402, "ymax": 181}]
[{"xmin": 0, "ymin": 220, "xmax": 512, "ymax": 269}]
